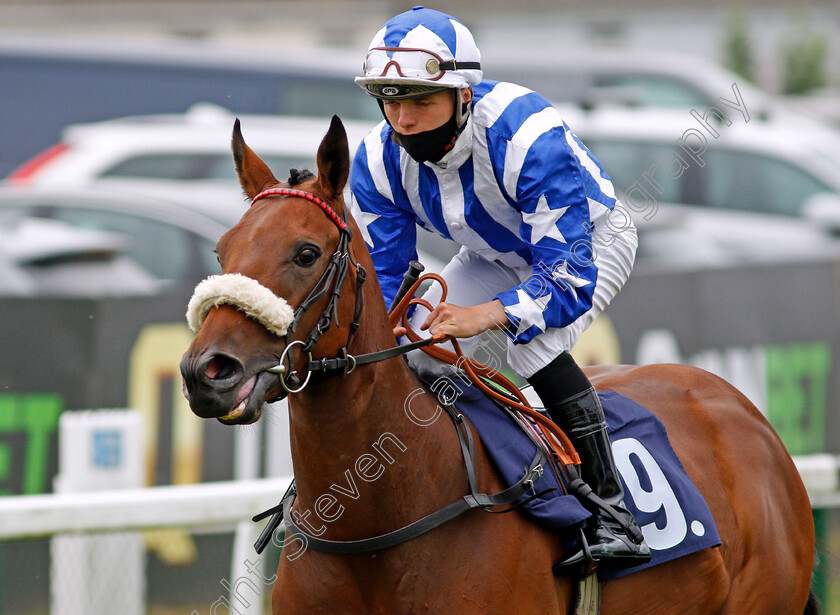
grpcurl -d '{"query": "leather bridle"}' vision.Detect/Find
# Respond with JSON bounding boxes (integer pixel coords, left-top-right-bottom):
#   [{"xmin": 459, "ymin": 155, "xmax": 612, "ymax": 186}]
[
  {"xmin": 250, "ymin": 187, "xmax": 366, "ymax": 396},
  {"xmin": 251, "ymin": 187, "xmax": 437, "ymax": 397}
]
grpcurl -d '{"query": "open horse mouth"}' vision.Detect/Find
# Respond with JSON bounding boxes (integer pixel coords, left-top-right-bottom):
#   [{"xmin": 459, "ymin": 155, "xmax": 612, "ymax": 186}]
[
  {"xmin": 180, "ymin": 352, "xmax": 281, "ymax": 425},
  {"xmin": 217, "ymin": 371, "xmax": 279, "ymax": 425}
]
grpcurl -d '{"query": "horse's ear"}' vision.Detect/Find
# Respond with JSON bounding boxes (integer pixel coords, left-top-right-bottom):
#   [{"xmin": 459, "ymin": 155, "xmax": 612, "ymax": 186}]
[
  {"xmin": 315, "ymin": 115, "xmax": 350, "ymax": 201},
  {"xmin": 232, "ymin": 119, "xmax": 280, "ymax": 201}
]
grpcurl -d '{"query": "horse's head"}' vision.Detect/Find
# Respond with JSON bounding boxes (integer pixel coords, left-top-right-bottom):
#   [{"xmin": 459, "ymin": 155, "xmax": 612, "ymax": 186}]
[{"xmin": 180, "ymin": 115, "xmax": 369, "ymax": 425}]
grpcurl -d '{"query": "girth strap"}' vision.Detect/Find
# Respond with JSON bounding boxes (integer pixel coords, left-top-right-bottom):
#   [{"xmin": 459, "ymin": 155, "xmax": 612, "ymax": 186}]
[{"xmin": 253, "ymin": 403, "xmax": 551, "ymax": 556}]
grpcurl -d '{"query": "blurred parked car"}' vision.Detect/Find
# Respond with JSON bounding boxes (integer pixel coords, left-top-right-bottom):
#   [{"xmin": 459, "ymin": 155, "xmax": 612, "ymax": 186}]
[
  {"xmin": 558, "ymin": 105, "xmax": 840, "ymax": 267},
  {"xmin": 5, "ymin": 107, "xmax": 457, "ymax": 277},
  {"xmin": 0, "ymin": 185, "xmax": 228, "ymax": 295},
  {"xmin": 785, "ymin": 88, "xmax": 840, "ymax": 128},
  {"xmin": 484, "ymin": 47, "xmax": 821, "ymax": 128},
  {"xmin": 8, "ymin": 105, "xmax": 376, "ymax": 225},
  {"xmin": 18, "ymin": 99, "xmax": 838, "ymax": 273},
  {"xmin": 0, "ymin": 33, "xmax": 374, "ymax": 176}
]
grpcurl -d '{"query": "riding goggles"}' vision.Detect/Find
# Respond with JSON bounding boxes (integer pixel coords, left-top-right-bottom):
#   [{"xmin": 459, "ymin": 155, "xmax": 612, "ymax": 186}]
[{"xmin": 362, "ymin": 46, "xmax": 481, "ymax": 83}]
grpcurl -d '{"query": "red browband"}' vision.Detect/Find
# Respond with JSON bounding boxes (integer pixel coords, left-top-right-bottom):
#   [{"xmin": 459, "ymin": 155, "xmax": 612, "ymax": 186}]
[{"xmin": 251, "ymin": 188, "xmax": 349, "ymax": 232}]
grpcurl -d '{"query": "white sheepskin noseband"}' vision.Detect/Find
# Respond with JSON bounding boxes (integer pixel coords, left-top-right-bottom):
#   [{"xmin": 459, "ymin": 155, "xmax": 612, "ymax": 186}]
[{"xmin": 186, "ymin": 273, "xmax": 295, "ymax": 337}]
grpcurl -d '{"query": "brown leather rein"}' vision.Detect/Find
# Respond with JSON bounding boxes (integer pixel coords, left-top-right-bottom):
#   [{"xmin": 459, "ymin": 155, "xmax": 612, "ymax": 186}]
[{"xmin": 388, "ymin": 273, "xmax": 581, "ymax": 468}]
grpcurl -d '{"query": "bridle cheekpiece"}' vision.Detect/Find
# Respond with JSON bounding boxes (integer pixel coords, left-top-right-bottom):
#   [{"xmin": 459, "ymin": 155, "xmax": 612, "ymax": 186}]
[
  {"xmin": 186, "ymin": 186, "xmax": 365, "ymax": 397},
  {"xmin": 250, "ymin": 188, "xmax": 365, "ymax": 396}
]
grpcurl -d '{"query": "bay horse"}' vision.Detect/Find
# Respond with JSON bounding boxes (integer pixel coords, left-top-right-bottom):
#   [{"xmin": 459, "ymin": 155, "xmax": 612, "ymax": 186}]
[{"xmin": 180, "ymin": 116, "xmax": 817, "ymax": 614}]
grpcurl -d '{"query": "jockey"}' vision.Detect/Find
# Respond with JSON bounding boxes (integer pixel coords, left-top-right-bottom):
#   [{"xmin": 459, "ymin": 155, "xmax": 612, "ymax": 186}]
[{"xmin": 349, "ymin": 6, "xmax": 650, "ymax": 571}]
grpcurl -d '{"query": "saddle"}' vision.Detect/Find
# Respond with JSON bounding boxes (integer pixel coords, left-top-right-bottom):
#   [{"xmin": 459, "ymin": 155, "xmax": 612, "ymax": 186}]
[{"xmin": 385, "ymin": 268, "xmax": 720, "ymax": 583}]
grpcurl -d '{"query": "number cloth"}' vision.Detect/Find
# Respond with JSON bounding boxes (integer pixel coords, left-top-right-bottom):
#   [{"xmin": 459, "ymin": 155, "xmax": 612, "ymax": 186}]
[{"xmin": 444, "ymin": 380, "xmax": 721, "ymax": 580}]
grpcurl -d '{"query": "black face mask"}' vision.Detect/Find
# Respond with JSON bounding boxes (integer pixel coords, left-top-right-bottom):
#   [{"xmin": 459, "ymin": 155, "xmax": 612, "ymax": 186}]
[
  {"xmin": 393, "ymin": 113, "xmax": 459, "ymax": 163},
  {"xmin": 378, "ymin": 96, "xmax": 469, "ymax": 164}
]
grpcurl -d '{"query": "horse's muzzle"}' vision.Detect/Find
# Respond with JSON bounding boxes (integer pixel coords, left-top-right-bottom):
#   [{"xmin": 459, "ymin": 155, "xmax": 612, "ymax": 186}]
[{"xmin": 180, "ymin": 351, "xmax": 247, "ymax": 419}]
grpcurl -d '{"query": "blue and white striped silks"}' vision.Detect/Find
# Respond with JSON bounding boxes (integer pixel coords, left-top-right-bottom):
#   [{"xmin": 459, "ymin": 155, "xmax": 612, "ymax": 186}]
[{"xmin": 349, "ymin": 80, "xmax": 637, "ymax": 347}]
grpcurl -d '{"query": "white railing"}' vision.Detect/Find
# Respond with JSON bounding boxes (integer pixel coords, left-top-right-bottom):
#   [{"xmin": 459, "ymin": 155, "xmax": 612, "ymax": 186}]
[
  {"xmin": 0, "ymin": 477, "xmax": 292, "ymax": 540},
  {"xmin": 0, "ymin": 456, "xmax": 834, "ymax": 540},
  {"xmin": 0, "ymin": 477, "xmax": 292, "ymax": 615},
  {"xmin": 0, "ymin": 456, "xmax": 836, "ymax": 614},
  {"xmin": 793, "ymin": 454, "xmax": 840, "ymax": 508}
]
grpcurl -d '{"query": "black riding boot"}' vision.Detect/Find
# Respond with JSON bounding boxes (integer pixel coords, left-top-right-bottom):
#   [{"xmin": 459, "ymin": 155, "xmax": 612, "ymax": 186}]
[{"xmin": 527, "ymin": 353, "xmax": 651, "ymax": 573}]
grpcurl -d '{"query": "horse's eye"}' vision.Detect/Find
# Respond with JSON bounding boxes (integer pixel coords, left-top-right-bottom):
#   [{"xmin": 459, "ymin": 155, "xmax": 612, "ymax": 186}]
[{"xmin": 294, "ymin": 247, "xmax": 320, "ymax": 267}]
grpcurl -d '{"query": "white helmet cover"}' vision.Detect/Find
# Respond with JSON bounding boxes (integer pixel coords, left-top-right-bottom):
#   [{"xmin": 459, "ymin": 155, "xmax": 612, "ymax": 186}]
[{"xmin": 356, "ymin": 6, "xmax": 482, "ymax": 98}]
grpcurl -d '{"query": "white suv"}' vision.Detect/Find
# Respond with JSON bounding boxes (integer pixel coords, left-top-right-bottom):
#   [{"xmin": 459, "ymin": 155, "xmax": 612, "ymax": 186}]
[
  {"xmin": 9, "ymin": 104, "xmax": 376, "ymax": 226},
  {"xmin": 558, "ymin": 105, "xmax": 840, "ymax": 267},
  {"xmin": 6, "ymin": 106, "xmax": 453, "ymax": 274},
  {"xmin": 483, "ymin": 47, "xmax": 821, "ymax": 129}
]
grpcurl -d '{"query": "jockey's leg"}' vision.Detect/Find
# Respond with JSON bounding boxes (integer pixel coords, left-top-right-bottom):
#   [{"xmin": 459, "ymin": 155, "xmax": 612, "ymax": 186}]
[{"xmin": 527, "ymin": 351, "xmax": 650, "ymax": 571}]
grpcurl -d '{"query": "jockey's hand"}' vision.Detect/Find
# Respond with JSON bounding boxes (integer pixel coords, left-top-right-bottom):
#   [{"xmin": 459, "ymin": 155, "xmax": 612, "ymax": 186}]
[{"xmin": 420, "ymin": 300, "xmax": 509, "ymax": 339}]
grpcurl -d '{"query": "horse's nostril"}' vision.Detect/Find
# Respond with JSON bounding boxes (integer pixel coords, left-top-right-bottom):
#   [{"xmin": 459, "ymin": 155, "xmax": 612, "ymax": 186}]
[
  {"xmin": 204, "ymin": 354, "xmax": 240, "ymax": 382},
  {"xmin": 183, "ymin": 353, "xmax": 245, "ymax": 395},
  {"xmin": 206, "ymin": 356, "xmax": 228, "ymax": 380},
  {"xmin": 206, "ymin": 357, "xmax": 220, "ymax": 379}
]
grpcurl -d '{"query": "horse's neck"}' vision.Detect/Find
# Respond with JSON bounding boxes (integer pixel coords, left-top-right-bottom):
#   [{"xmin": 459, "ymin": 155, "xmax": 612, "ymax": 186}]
[{"xmin": 287, "ymin": 311, "xmax": 464, "ymax": 539}]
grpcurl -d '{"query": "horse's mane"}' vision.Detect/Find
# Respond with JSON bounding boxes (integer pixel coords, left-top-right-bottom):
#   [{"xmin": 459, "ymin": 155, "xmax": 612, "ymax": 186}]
[{"xmin": 288, "ymin": 168, "xmax": 315, "ymax": 186}]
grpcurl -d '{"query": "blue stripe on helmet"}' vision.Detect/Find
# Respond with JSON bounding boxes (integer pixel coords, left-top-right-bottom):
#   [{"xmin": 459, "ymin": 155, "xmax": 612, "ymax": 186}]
[{"xmin": 382, "ymin": 7, "xmax": 460, "ymax": 55}]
